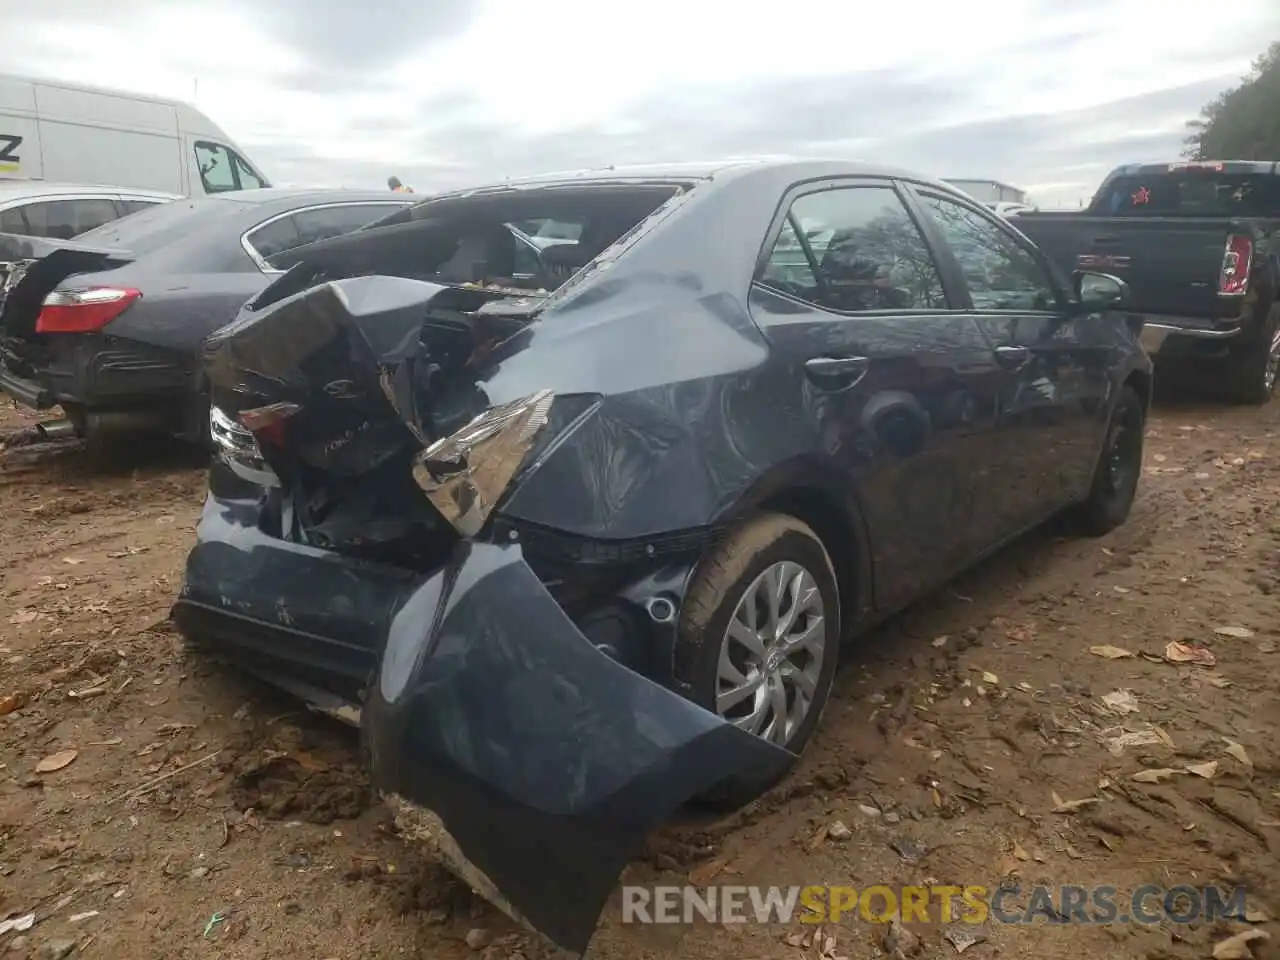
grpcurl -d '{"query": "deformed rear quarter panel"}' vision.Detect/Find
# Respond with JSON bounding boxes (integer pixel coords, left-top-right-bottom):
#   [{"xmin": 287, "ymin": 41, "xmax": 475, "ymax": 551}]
[{"xmin": 475, "ymin": 163, "xmax": 871, "ymax": 542}]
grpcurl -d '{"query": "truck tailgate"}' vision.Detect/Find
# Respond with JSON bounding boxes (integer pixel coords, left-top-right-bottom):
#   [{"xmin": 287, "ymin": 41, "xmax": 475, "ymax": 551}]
[{"xmin": 1015, "ymin": 215, "xmax": 1235, "ymax": 320}]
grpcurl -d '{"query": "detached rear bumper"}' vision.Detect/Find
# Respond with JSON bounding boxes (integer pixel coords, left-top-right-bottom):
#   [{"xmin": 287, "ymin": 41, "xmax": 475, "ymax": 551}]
[{"xmin": 175, "ymin": 506, "xmax": 793, "ymax": 956}]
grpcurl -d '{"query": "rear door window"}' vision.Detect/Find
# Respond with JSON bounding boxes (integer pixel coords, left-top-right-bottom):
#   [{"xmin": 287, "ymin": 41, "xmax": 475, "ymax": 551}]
[
  {"xmin": 917, "ymin": 192, "xmax": 1061, "ymax": 311},
  {"xmin": 247, "ymin": 204, "xmax": 406, "ymax": 267},
  {"xmin": 0, "ymin": 206, "xmax": 28, "ymax": 234},
  {"xmin": 246, "ymin": 216, "xmax": 301, "ymax": 260},
  {"xmin": 119, "ymin": 198, "xmax": 167, "ymax": 215},
  {"xmin": 70, "ymin": 198, "xmax": 121, "ymax": 235},
  {"xmin": 19, "ymin": 200, "xmax": 77, "ymax": 239},
  {"xmin": 291, "ymin": 205, "xmax": 400, "ymax": 246}
]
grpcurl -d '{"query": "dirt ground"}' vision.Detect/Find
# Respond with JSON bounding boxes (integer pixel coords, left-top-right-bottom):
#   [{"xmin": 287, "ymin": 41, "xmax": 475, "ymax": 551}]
[{"xmin": 0, "ymin": 393, "xmax": 1277, "ymax": 960}]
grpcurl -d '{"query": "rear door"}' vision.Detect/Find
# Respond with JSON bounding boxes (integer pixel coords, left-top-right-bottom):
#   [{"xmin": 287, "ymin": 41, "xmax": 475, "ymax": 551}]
[
  {"xmin": 748, "ymin": 178, "xmax": 1005, "ymax": 612},
  {"xmin": 907, "ymin": 186, "xmax": 1108, "ymax": 527}
]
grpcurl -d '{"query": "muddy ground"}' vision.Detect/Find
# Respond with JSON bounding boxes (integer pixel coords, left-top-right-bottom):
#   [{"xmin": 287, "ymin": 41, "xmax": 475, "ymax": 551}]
[{"xmin": 0, "ymin": 394, "xmax": 1276, "ymax": 960}]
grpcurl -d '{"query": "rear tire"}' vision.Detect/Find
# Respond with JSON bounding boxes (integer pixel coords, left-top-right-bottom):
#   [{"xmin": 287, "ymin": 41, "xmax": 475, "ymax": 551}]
[
  {"xmin": 1067, "ymin": 384, "xmax": 1145, "ymax": 536},
  {"xmin": 1225, "ymin": 305, "xmax": 1280, "ymax": 406},
  {"xmin": 675, "ymin": 513, "xmax": 840, "ymax": 807}
]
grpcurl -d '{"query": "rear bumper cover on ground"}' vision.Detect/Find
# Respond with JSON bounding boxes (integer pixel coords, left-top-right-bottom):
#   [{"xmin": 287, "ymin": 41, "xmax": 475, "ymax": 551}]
[{"xmin": 174, "ymin": 501, "xmax": 794, "ymax": 956}]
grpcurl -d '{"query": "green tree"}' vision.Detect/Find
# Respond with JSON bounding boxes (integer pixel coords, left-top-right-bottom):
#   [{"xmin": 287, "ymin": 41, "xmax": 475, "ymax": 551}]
[{"xmin": 1185, "ymin": 42, "xmax": 1280, "ymax": 160}]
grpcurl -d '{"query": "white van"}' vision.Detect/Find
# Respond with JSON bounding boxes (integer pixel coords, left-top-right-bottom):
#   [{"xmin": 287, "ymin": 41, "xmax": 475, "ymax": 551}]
[{"xmin": 0, "ymin": 72, "xmax": 272, "ymax": 197}]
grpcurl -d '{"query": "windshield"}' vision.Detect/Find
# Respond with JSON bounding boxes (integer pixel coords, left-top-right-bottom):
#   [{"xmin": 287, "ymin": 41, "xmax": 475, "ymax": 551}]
[
  {"xmin": 1096, "ymin": 173, "xmax": 1280, "ymax": 217},
  {"xmin": 74, "ymin": 195, "xmax": 258, "ymax": 255}
]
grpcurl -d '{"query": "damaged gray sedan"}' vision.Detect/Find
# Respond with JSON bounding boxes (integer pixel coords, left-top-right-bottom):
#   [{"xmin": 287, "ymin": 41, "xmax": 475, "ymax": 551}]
[{"xmin": 173, "ymin": 159, "xmax": 1151, "ymax": 954}]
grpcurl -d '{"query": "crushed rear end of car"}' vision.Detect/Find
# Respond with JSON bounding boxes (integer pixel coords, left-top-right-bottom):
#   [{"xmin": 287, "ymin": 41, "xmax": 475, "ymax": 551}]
[{"xmin": 171, "ymin": 179, "xmax": 794, "ymax": 955}]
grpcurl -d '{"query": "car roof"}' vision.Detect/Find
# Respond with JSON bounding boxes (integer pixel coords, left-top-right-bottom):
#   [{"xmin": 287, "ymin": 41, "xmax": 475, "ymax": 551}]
[
  {"xmin": 0, "ymin": 181, "xmax": 183, "ymax": 201},
  {"xmin": 217, "ymin": 188, "xmax": 411, "ymax": 207},
  {"xmin": 420, "ymin": 157, "xmax": 964, "ymax": 200}
]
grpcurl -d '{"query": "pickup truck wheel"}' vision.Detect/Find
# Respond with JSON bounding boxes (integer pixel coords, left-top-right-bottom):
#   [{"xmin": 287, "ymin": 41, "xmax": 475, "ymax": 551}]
[
  {"xmin": 1226, "ymin": 306, "xmax": 1280, "ymax": 405},
  {"xmin": 1068, "ymin": 384, "xmax": 1145, "ymax": 537},
  {"xmin": 676, "ymin": 513, "xmax": 840, "ymax": 808}
]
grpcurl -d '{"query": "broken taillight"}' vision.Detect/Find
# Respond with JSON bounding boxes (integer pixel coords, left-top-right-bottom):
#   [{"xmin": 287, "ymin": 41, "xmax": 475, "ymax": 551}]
[
  {"xmin": 35, "ymin": 287, "xmax": 141, "ymax": 334},
  {"xmin": 239, "ymin": 402, "xmax": 302, "ymax": 448},
  {"xmin": 1219, "ymin": 234, "xmax": 1253, "ymax": 296}
]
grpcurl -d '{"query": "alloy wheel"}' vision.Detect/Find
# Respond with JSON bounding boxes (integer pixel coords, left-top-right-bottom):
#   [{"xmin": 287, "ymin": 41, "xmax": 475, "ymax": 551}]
[
  {"xmin": 714, "ymin": 560, "xmax": 827, "ymax": 746},
  {"xmin": 1264, "ymin": 324, "xmax": 1280, "ymax": 395}
]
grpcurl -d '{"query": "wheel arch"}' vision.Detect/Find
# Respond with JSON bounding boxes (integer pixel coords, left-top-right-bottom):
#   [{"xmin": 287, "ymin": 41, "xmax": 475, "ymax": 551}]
[
  {"xmin": 713, "ymin": 456, "xmax": 874, "ymax": 632},
  {"xmin": 1123, "ymin": 366, "xmax": 1153, "ymax": 415}
]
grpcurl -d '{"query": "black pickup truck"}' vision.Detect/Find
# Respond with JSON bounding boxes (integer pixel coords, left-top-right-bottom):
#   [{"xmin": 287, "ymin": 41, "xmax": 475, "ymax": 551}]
[{"xmin": 1012, "ymin": 161, "xmax": 1279, "ymax": 403}]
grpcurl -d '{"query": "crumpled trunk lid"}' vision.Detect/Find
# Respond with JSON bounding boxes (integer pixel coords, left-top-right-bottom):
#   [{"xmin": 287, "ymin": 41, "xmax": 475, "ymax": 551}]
[{"xmin": 203, "ymin": 273, "xmax": 537, "ymax": 565}]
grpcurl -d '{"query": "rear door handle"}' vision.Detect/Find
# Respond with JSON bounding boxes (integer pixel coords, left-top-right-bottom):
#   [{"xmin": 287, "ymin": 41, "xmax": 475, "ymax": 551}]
[
  {"xmin": 803, "ymin": 356, "xmax": 869, "ymax": 391},
  {"xmin": 994, "ymin": 345, "xmax": 1031, "ymax": 368}
]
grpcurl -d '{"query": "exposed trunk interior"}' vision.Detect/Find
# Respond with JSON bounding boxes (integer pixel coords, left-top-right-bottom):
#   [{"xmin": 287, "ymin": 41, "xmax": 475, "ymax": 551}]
[{"xmin": 207, "ymin": 181, "xmax": 689, "ymax": 570}]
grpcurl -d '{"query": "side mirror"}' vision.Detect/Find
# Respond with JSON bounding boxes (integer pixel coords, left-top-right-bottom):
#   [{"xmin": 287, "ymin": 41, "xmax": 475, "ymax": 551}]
[{"xmin": 1073, "ymin": 270, "xmax": 1130, "ymax": 312}]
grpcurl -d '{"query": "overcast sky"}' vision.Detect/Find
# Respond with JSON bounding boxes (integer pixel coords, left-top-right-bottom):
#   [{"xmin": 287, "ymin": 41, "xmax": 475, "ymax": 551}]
[{"xmin": 6, "ymin": 0, "xmax": 1277, "ymax": 206}]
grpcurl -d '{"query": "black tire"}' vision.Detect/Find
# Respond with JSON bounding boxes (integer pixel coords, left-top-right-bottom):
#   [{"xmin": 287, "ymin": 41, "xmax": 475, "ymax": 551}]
[
  {"xmin": 1067, "ymin": 384, "xmax": 1145, "ymax": 536},
  {"xmin": 1225, "ymin": 305, "xmax": 1280, "ymax": 405},
  {"xmin": 675, "ymin": 512, "xmax": 840, "ymax": 807}
]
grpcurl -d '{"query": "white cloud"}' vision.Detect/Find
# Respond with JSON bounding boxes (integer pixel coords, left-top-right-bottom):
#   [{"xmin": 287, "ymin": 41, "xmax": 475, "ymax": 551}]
[{"xmin": 2, "ymin": 0, "xmax": 1275, "ymax": 205}]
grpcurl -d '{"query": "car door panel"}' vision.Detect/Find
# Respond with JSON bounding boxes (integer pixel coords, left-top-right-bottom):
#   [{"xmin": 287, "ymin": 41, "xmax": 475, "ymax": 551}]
[
  {"xmin": 905, "ymin": 188, "xmax": 1110, "ymax": 531},
  {"xmin": 747, "ymin": 180, "xmax": 1003, "ymax": 614}
]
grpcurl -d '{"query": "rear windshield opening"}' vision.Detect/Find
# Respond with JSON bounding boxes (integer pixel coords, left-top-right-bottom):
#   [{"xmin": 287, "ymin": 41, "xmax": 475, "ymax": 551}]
[
  {"xmin": 265, "ymin": 182, "xmax": 691, "ymax": 294},
  {"xmin": 1098, "ymin": 173, "xmax": 1280, "ymax": 217}
]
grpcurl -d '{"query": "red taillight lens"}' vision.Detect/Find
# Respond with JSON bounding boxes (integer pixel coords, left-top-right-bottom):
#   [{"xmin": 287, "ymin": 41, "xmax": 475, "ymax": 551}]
[
  {"xmin": 1219, "ymin": 234, "xmax": 1253, "ymax": 296},
  {"xmin": 239, "ymin": 401, "xmax": 301, "ymax": 447},
  {"xmin": 35, "ymin": 287, "xmax": 141, "ymax": 334}
]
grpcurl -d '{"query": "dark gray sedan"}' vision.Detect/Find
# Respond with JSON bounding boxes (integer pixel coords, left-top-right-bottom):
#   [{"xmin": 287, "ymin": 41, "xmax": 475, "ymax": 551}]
[
  {"xmin": 174, "ymin": 159, "xmax": 1151, "ymax": 954},
  {"xmin": 0, "ymin": 189, "xmax": 413, "ymax": 441}
]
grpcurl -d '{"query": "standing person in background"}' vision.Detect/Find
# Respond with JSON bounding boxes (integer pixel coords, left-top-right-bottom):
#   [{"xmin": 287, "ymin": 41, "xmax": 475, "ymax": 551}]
[{"xmin": 387, "ymin": 176, "xmax": 414, "ymax": 193}]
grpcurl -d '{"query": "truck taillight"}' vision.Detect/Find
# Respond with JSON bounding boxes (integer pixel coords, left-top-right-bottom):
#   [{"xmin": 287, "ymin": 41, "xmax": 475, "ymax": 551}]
[
  {"xmin": 35, "ymin": 287, "xmax": 141, "ymax": 334},
  {"xmin": 1218, "ymin": 234, "xmax": 1252, "ymax": 296}
]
